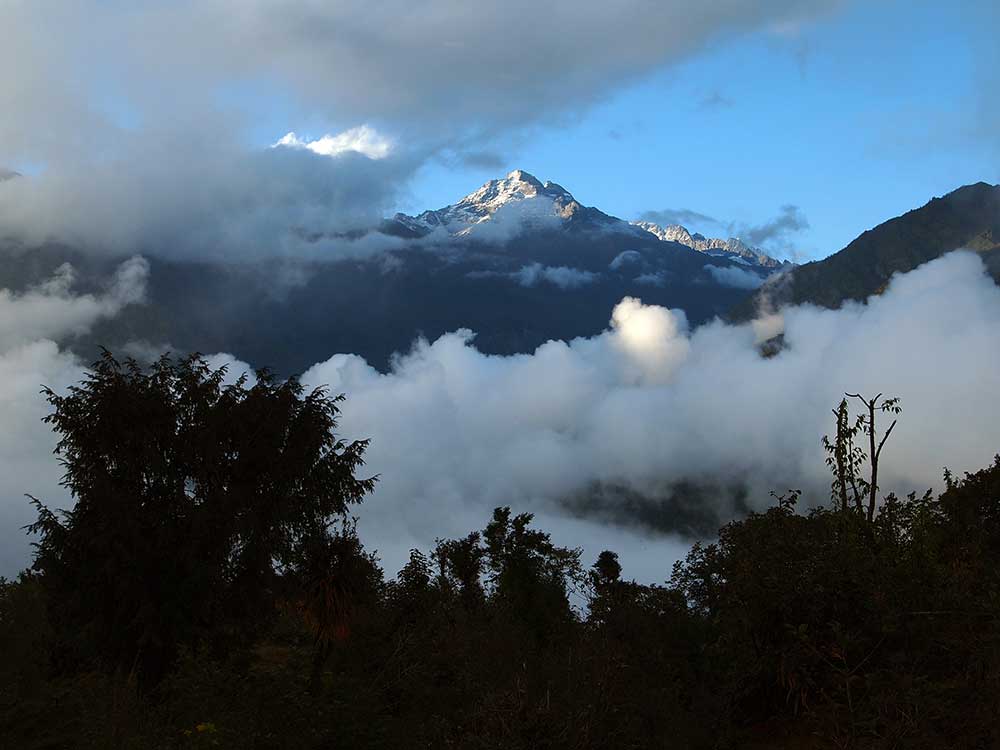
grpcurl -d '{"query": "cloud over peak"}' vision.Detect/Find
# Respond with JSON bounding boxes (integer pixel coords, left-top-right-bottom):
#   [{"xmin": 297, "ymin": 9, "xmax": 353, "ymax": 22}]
[{"xmin": 0, "ymin": 0, "xmax": 842, "ymax": 261}]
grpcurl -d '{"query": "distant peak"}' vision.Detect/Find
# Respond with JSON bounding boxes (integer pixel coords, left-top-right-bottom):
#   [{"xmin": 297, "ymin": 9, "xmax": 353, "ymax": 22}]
[
  {"xmin": 447, "ymin": 169, "xmax": 578, "ymax": 217},
  {"xmin": 397, "ymin": 169, "xmax": 611, "ymax": 236},
  {"xmin": 631, "ymin": 220, "xmax": 782, "ymax": 269}
]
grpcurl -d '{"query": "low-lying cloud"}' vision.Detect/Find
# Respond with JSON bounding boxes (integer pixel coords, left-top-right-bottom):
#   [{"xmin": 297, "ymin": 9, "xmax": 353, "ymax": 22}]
[
  {"xmin": 273, "ymin": 127, "xmax": 395, "ymax": 160},
  {"xmin": 703, "ymin": 263, "xmax": 766, "ymax": 289},
  {"xmin": 515, "ymin": 264, "xmax": 599, "ymax": 289},
  {"xmin": 293, "ymin": 251, "xmax": 1000, "ymax": 580},
  {"xmin": 4, "ymin": 252, "xmax": 998, "ymax": 584},
  {"xmin": 468, "ymin": 263, "xmax": 599, "ymax": 290},
  {"xmin": 0, "ymin": 257, "xmax": 149, "ymax": 350}
]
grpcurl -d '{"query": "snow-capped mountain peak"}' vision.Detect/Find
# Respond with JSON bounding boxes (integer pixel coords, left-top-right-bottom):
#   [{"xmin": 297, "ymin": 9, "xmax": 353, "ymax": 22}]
[
  {"xmin": 394, "ymin": 169, "xmax": 616, "ymax": 237},
  {"xmin": 383, "ymin": 171, "xmax": 786, "ymax": 268},
  {"xmin": 453, "ymin": 169, "xmax": 548, "ymax": 217}
]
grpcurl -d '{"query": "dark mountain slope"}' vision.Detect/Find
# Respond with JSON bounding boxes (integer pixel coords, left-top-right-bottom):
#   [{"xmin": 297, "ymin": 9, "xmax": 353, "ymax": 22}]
[{"xmin": 732, "ymin": 182, "xmax": 1000, "ymax": 319}]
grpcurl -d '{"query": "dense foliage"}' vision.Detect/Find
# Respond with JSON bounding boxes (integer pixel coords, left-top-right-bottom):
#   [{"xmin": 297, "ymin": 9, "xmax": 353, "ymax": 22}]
[
  {"xmin": 24, "ymin": 351, "xmax": 375, "ymax": 686},
  {"xmin": 2, "ymin": 354, "xmax": 999, "ymax": 748}
]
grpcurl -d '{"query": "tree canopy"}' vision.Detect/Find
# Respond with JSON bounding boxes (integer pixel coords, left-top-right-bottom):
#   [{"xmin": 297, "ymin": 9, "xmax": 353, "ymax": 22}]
[{"xmin": 26, "ymin": 351, "xmax": 376, "ymax": 684}]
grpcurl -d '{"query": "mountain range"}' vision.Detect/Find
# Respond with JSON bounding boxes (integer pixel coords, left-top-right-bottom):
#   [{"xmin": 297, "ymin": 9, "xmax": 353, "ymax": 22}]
[{"xmin": 0, "ymin": 171, "xmax": 996, "ymax": 374}]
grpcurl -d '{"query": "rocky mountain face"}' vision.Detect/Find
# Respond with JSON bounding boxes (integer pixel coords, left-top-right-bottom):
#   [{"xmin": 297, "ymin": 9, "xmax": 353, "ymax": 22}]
[
  {"xmin": 631, "ymin": 220, "xmax": 783, "ymax": 269},
  {"xmin": 731, "ymin": 181, "xmax": 1000, "ymax": 320}
]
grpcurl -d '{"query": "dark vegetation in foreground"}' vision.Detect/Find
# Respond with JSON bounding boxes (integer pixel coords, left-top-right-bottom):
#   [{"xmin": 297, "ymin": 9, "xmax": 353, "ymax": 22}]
[{"xmin": 2, "ymin": 353, "xmax": 999, "ymax": 748}]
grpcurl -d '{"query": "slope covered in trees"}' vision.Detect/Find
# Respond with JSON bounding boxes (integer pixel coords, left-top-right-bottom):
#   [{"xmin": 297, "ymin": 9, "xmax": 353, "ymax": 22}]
[{"xmin": 2, "ymin": 354, "xmax": 999, "ymax": 748}]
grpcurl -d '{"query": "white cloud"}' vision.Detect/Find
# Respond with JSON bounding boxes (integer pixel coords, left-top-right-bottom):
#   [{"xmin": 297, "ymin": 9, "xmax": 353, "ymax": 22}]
[
  {"xmin": 703, "ymin": 263, "xmax": 766, "ymax": 289},
  {"xmin": 0, "ymin": 257, "xmax": 148, "ymax": 351},
  {"xmin": 609, "ymin": 250, "xmax": 643, "ymax": 270},
  {"xmin": 0, "ymin": 341, "xmax": 88, "ymax": 576},
  {"xmin": 0, "ymin": 257, "xmax": 149, "ymax": 574},
  {"xmin": 268, "ymin": 252, "xmax": 1000, "ymax": 581},
  {"xmin": 273, "ymin": 126, "xmax": 394, "ymax": 160},
  {"xmin": 515, "ymin": 263, "xmax": 599, "ymax": 289}
]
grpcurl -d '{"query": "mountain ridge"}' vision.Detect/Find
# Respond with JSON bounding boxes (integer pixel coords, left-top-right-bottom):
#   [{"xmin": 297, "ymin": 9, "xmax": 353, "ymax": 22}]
[
  {"xmin": 385, "ymin": 169, "xmax": 783, "ymax": 269},
  {"xmin": 731, "ymin": 181, "xmax": 1000, "ymax": 319},
  {"xmin": 631, "ymin": 220, "xmax": 784, "ymax": 269}
]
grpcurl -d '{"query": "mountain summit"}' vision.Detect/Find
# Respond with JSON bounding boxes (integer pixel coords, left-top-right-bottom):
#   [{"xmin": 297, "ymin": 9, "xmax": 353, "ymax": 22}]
[
  {"xmin": 388, "ymin": 170, "xmax": 782, "ymax": 268},
  {"xmin": 390, "ymin": 169, "xmax": 621, "ymax": 238}
]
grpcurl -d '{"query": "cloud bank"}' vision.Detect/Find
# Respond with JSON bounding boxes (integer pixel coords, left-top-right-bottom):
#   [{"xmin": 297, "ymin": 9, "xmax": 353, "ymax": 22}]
[
  {"xmin": 294, "ymin": 251, "xmax": 1000, "ymax": 580},
  {"xmin": 0, "ymin": 139, "xmax": 417, "ymax": 259},
  {"xmin": 5, "ymin": 252, "xmax": 997, "ymax": 584}
]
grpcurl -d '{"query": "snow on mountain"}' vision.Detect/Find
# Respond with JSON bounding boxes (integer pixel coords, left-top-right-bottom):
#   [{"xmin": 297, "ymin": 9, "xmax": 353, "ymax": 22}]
[
  {"xmin": 631, "ymin": 220, "xmax": 783, "ymax": 269},
  {"xmin": 386, "ymin": 169, "xmax": 786, "ymax": 270},
  {"xmin": 391, "ymin": 169, "xmax": 618, "ymax": 238}
]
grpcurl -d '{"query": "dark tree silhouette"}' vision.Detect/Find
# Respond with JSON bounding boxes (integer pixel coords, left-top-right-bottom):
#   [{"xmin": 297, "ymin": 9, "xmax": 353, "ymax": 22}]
[
  {"xmin": 7, "ymin": 388, "xmax": 1000, "ymax": 749},
  {"xmin": 26, "ymin": 351, "xmax": 376, "ymax": 684},
  {"xmin": 823, "ymin": 392, "xmax": 900, "ymax": 521}
]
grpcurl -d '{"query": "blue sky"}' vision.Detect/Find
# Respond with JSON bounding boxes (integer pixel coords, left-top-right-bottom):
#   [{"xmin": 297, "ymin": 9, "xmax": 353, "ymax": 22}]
[{"xmin": 404, "ymin": 0, "xmax": 998, "ymax": 262}]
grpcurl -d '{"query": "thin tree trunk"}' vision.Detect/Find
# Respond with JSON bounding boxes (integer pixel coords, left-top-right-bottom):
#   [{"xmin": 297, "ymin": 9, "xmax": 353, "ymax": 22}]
[{"xmin": 868, "ymin": 398, "xmax": 878, "ymax": 523}]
